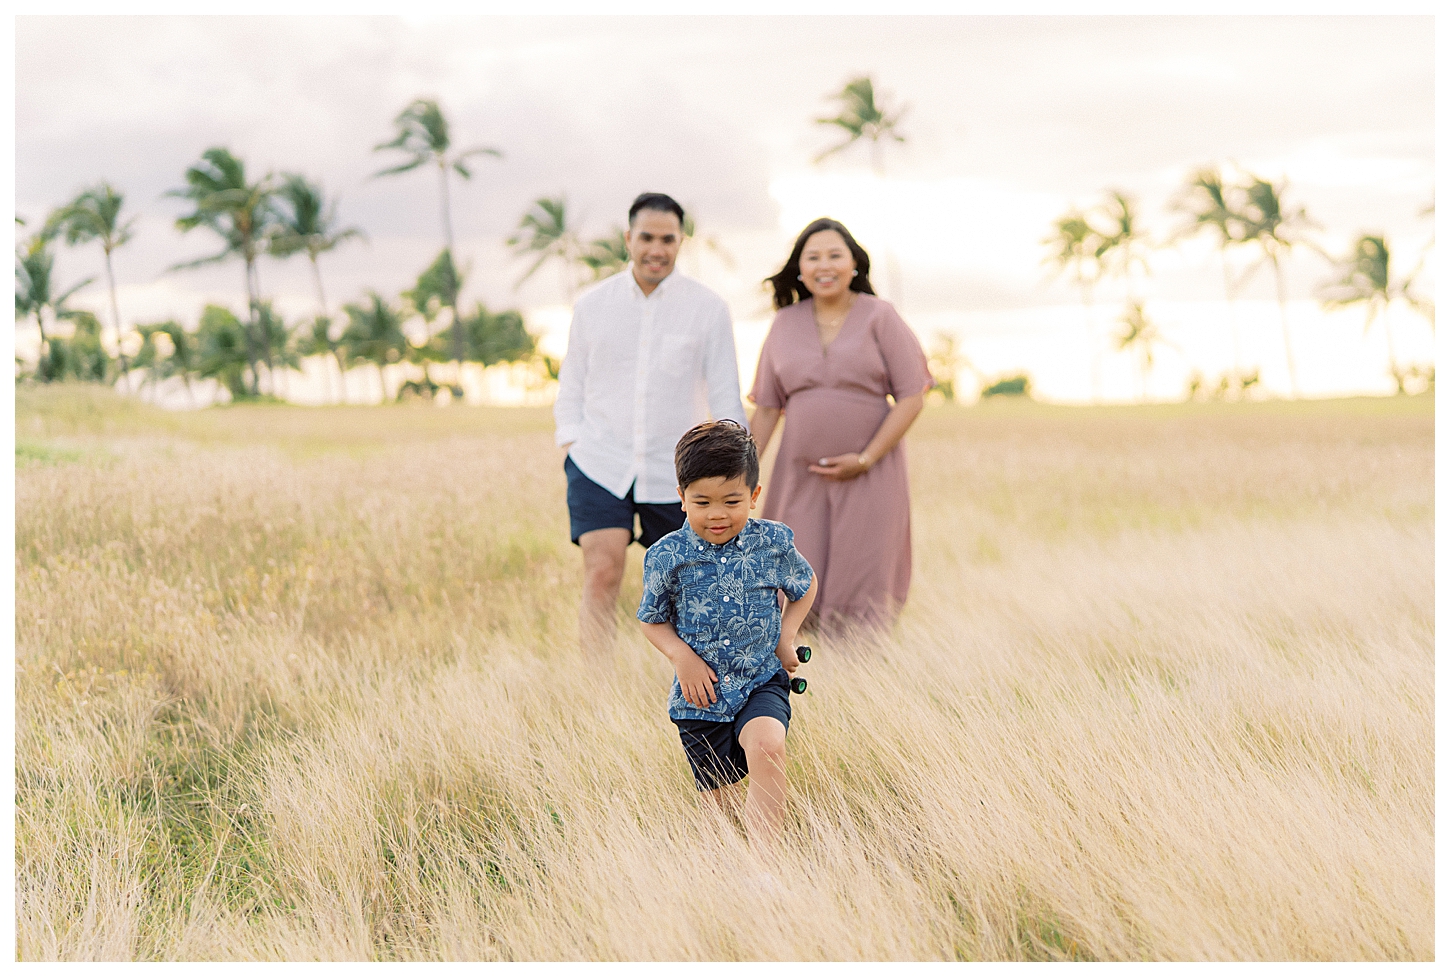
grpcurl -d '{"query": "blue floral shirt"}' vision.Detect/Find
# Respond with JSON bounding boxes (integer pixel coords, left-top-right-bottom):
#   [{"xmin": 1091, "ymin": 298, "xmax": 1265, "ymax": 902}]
[{"xmin": 638, "ymin": 518, "xmax": 815, "ymax": 722}]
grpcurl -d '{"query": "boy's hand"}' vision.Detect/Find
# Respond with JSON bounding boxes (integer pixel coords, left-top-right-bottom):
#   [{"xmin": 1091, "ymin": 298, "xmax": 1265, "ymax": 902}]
[
  {"xmin": 776, "ymin": 640, "xmax": 801, "ymax": 673},
  {"xmin": 673, "ymin": 648, "xmax": 719, "ymax": 708}
]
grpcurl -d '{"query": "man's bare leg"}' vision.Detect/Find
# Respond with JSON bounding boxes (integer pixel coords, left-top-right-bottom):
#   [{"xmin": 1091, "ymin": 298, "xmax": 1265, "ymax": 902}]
[
  {"xmin": 738, "ymin": 716, "xmax": 789, "ymax": 851},
  {"xmin": 578, "ymin": 527, "xmax": 631, "ymax": 657}
]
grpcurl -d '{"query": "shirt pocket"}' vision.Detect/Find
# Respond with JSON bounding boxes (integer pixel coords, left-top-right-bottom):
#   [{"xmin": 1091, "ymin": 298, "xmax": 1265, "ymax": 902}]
[{"xmin": 656, "ymin": 331, "xmax": 703, "ymax": 377}]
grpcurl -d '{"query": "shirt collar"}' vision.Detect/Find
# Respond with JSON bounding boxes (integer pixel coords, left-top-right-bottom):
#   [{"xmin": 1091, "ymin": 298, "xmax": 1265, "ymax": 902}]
[{"xmin": 626, "ymin": 263, "xmax": 676, "ymax": 300}]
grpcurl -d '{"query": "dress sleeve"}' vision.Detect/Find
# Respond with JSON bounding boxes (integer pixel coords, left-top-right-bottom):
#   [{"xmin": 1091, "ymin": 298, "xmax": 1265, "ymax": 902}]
[
  {"xmin": 637, "ymin": 543, "xmax": 679, "ymax": 624},
  {"xmin": 748, "ymin": 314, "xmax": 787, "ymax": 409},
  {"xmin": 774, "ymin": 524, "xmax": 815, "ymax": 602},
  {"xmin": 876, "ymin": 302, "xmax": 934, "ymax": 400}
]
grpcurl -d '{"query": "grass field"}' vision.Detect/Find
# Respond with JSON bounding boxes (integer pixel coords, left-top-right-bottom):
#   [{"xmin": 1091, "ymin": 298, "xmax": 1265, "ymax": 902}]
[{"xmin": 13, "ymin": 383, "xmax": 1434, "ymax": 960}]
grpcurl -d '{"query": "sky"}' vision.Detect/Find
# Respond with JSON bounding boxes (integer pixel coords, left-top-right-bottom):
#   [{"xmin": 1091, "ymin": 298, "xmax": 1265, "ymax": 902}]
[{"xmin": 12, "ymin": 13, "xmax": 1438, "ymax": 403}]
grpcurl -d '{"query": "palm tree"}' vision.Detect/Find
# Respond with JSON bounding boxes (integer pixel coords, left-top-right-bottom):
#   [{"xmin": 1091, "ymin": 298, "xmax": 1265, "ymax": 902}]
[
  {"xmin": 579, "ymin": 229, "xmax": 629, "ymax": 282},
  {"xmin": 814, "ymin": 75, "xmax": 908, "ymax": 304},
  {"xmin": 168, "ymin": 147, "xmax": 280, "ymax": 395},
  {"xmin": 15, "ymin": 233, "xmax": 94, "ymax": 359},
  {"xmin": 1236, "ymin": 174, "xmax": 1315, "ymax": 398},
  {"xmin": 1116, "ymin": 300, "xmax": 1171, "ymax": 403},
  {"xmin": 1043, "ymin": 208, "xmax": 1105, "ymax": 401},
  {"xmin": 135, "ymin": 320, "xmax": 199, "ymax": 406},
  {"xmin": 456, "ymin": 303, "xmax": 535, "ymax": 366},
  {"xmin": 46, "ymin": 182, "xmax": 138, "ymax": 384},
  {"xmin": 254, "ymin": 300, "xmax": 299, "ymax": 399},
  {"xmin": 1319, "ymin": 234, "xmax": 1429, "ymax": 394},
  {"xmin": 1093, "ymin": 191, "xmax": 1152, "ymax": 297},
  {"xmin": 679, "ymin": 209, "xmax": 736, "ymax": 279},
  {"xmin": 374, "ymin": 98, "xmax": 502, "ymax": 367},
  {"xmin": 296, "ymin": 316, "xmax": 347, "ymax": 404},
  {"xmin": 815, "ymin": 75, "xmax": 908, "ymax": 174},
  {"xmin": 271, "ymin": 173, "xmax": 366, "ymax": 320},
  {"xmin": 508, "ymin": 196, "xmax": 581, "ymax": 299},
  {"xmin": 195, "ymin": 304, "xmax": 252, "ymax": 401},
  {"xmin": 1171, "ymin": 166, "xmax": 1251, "ymax": 384},
  {"xmin": 341, "ymin": 292, "xmax": 409, "ymax": 402},
  {"xmin": 402, "ymin": 250, "xmax": 470, "ymax": 395}
]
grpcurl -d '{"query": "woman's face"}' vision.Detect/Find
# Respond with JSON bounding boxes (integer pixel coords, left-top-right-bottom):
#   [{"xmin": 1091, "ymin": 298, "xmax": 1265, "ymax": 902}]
[{"xmin": 798, "ymin": 229, "xmax": 857, "ymax": 302}]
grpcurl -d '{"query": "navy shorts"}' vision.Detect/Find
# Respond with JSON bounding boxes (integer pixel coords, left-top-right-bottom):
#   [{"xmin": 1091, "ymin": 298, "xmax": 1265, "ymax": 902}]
[
  {"xmin": 673, "ymin": 669, "xmax": 793, "ymax": 791},
  {"xmin": 565, "ymin": 455, "xmax": 685, "ymax": 547}
]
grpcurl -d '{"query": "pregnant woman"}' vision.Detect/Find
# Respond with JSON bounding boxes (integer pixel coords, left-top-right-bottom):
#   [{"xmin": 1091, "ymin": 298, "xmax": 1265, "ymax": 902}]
[{"xmin": 749, "ymin": 217, "xmax": 932, "ymax": 633}]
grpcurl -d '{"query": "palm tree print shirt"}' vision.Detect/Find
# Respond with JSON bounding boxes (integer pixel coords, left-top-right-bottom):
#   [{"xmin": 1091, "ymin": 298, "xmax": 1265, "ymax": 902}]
[{"xmin": 638, "ymin": 518, "xmax": 815, "ymax": 722}]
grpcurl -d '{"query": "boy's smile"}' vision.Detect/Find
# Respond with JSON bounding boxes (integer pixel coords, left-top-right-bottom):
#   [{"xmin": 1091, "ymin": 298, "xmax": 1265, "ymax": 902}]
[{"xmin": 678, "ymin": 474, "xmax": 761, "ymax": 546}]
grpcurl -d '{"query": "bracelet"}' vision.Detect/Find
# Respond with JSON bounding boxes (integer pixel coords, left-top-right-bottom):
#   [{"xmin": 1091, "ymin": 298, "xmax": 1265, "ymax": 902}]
[{"xmin": 858, "ymin": 453, "xmax": 871, "ymax": 469}]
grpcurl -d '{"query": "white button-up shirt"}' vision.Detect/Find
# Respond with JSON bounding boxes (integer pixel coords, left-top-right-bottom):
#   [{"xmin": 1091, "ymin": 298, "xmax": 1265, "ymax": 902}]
[{"xmin": 554, "ymin": 266, "xmax": 747, "ymax": 503}]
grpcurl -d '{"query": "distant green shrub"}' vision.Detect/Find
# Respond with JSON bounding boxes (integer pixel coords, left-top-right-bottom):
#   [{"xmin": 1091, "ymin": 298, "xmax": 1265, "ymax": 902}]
[{"xmin": 982, "ymin": 374, "xmax": 1031, "ymax": 398}]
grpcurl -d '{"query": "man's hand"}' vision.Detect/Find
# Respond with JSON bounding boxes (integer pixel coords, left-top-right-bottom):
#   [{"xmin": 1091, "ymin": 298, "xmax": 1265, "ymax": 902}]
[
  {"xmin": 672, "ymin": 647, "xmax": 719, "ymax": 708},
  {"xmin": 775, "ymin": 640, "xmax": 802, "ymax": 673}
]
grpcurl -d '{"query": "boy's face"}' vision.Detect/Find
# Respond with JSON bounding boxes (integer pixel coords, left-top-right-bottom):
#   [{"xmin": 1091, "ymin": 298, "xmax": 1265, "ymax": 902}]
[{"xmin": 678, "ymin": 474, "xmax": 761, "ymax": 545}]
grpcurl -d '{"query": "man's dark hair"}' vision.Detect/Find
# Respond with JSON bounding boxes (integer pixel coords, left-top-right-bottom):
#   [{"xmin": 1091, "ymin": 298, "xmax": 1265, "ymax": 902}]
[
  {"xmin": 629, "ymin": 192, "xmax": 686, "ymax": 228},
  {"xmin": 675, "ymin": 419, "xmax": 759, "ymax": 491}
]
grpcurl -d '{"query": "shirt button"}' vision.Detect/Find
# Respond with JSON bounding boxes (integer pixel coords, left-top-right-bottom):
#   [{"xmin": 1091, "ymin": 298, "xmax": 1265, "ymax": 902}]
[
  {"xmin": 722, "ymin": 595, "xmax": 729, "ymax": 602},
  {"xmin": 723, "ymin": 640, "xmax": 731, "ymax": 646}
]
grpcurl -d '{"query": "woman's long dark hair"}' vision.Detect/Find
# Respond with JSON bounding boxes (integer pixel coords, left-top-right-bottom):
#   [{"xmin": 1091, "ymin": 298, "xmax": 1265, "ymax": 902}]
[{"xmin": 765, "ymin": 217, "xmax": 876, "ymax": 310}]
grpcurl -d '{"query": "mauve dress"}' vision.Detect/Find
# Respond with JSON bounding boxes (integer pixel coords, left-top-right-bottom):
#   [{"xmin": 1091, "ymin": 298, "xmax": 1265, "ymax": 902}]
[{"xmin": 750, "ymin": 293, "xmax": 933, "ymax": 629}]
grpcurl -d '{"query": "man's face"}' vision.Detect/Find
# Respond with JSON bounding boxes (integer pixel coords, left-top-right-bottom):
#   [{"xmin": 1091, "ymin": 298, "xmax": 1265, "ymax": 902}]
[{"xmin": 626, "ymin": 209, "xmax": 683, "ymax": 290}]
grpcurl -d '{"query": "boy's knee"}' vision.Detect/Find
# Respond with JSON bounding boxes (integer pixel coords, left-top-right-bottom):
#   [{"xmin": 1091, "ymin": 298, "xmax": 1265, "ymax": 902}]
[{"xmin": 741, "ymin": 718, "xmax": 787, "ymax": 765}]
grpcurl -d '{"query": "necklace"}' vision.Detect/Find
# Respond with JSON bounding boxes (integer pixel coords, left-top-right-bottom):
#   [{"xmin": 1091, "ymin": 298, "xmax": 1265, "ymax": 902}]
[{"xmin": 814, "ymin": 294, "xmax": 856, "ymax": 334}]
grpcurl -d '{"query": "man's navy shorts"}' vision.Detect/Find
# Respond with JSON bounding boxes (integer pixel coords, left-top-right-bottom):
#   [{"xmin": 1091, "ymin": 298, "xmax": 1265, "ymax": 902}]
[
  {"xmin": 565, "ymin": 455, "xmax": 685, "ymax": 547},
  {"xmin": 673, "ymin": 669, "xmax": 793, "ymax": 791}
]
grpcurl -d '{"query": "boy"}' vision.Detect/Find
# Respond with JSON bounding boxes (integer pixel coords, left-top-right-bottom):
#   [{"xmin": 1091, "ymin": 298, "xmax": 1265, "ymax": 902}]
[{"xmin": 638, "ymin": 419, "xmax": 818, "ymax": 847}]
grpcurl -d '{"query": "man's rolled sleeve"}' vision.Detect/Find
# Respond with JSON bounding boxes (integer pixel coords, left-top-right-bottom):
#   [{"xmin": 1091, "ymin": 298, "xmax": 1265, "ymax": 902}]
[
  {"xmin": 552, "ymin": 311, "xmax": 587, "ymax": 447},
  {"xmin": 703, "ymin": 302, "xmax": 747, "ymax": 425}
]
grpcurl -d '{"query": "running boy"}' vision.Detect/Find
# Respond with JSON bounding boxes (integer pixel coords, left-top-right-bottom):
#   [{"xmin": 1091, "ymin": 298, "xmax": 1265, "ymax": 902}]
[{"xmin": 638, "ymin": 419, "xmax": 818, "ymax": 847}]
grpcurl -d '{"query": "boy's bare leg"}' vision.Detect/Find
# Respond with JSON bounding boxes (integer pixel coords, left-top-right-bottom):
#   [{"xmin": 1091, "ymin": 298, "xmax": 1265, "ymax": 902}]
[
  {"xmin": 738, "ymin": 716, "xmax": 789, "ymax": 851},
  {"xmin": 701, "ymin": 782, "xmax": 745, "ymax": 826},
  {"xmin": 578, "ymin": 527, "xmax": 631, "ymax": 658}
]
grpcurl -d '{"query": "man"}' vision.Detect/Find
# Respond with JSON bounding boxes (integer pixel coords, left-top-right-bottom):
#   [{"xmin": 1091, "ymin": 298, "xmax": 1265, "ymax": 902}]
[{"xmin": 554, "ymin": 192, "xmax": 747, "ymax": 656}]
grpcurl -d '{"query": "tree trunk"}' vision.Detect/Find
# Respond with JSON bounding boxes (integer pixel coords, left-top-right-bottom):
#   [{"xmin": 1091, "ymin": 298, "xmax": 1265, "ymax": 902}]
[
  {"xmin": 243, "ymin": 257, "xmax": 263, "ymax": 396},
  {"xmin": 1220, "ymin": 250, "xmax": 1241, "ymax": 380},
  {"xmin": 438, "ymin": 163, "xmax": 467, "ymax": 373},
  {"xmin": 334, "ymin": 350, "xmax": 348, "ymax": 404},
  {"xmin": 104, "ymin": 246, "xmax": 131, "ymax": 387},
  {"xmin": 306, "ymin": 255, "xmax": 340, "ymax": 404},
  {"xmin": 1271, "ymin": 254, "xmax": 1299, "ymax": 397},
  {"xmin": 438, "ymin": 159, "xmax": 455, "ymax": 254},
  {"xmin": 1080, "ymin": 279, "xmax": 1098, "ymax": 404},
  {"xmin": 1383, "ymin": 308, "xmax": 1403, "ymax": 394}
]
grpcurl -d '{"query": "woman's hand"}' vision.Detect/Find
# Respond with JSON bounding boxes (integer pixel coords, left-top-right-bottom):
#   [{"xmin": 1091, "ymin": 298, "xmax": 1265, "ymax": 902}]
[{"xmin": 808, "ymin": 452, "xmax": 871, "ymax": 481}]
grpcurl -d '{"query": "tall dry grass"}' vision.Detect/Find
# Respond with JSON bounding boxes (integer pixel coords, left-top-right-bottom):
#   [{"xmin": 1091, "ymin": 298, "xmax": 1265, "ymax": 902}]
[{"xmin": 14, "ymin": 384, "xmax": 1433, "ymax": 960}]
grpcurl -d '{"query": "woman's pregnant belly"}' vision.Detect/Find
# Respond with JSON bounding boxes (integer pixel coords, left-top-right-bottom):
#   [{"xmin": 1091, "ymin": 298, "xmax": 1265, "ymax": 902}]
[{"xmin": 779, "ymin": 388, "xmax": 890, "ymax": 464}]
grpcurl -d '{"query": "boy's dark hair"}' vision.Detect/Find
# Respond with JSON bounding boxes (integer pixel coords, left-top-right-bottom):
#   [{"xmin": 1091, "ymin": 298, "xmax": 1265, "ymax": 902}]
[
  {"xmin": 629, "ymin": 192, "xmax": 686, "ymax": 227},
  {"xmin": 675, "ymin": 419, "xmax": 759, "ymax": 491}
]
